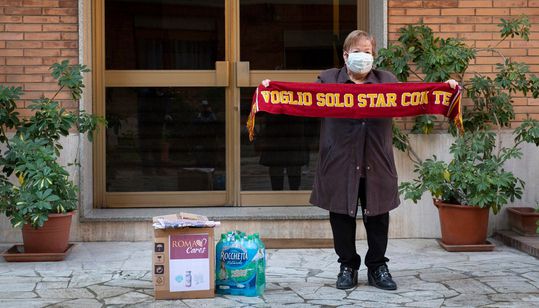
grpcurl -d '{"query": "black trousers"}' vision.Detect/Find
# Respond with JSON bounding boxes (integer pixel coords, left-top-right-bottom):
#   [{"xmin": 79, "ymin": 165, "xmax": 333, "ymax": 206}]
[
  {"xmin": 269, "ymin": 166, "xmax": 301, "ymax": 190},
  {"xmin": 329, "ymin": 178, "xmax": 389, "ymax": 271}
]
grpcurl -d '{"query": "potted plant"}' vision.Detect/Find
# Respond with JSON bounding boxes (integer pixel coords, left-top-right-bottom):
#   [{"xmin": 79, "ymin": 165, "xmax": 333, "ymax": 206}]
[
  {"xmin": 506, "ymin": 203, "xmax": 539, "ymax": 236},
  {"xmin": 376, "ymin": 16, "xmax": 539, "ymax": 248},
  {"xmin": 0, "ymin": 60, "xmax": 105, "ymax": 254}
]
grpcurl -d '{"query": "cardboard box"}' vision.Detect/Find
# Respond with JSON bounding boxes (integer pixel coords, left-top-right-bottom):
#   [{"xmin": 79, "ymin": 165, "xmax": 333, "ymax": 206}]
[{"xmin": 153, "ymin": 225, "xmax": 215, "ymax": 299}]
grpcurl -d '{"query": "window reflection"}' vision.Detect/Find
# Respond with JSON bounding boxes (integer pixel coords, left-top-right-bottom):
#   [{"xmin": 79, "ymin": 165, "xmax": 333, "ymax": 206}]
[
  {"xmin": 105, "ymin": 0, "xmax": 225, "ymax": 70},
  {"xmin": 240, "ymin": 88, "xmax": 320, "ymax": 191},
  {"xmin": 240, "ymin": 0, "xmax": 357, "ymax": 70},
  {"xmin": 106, "ymin": 87, "xmax": 226, "ymax": 192}
]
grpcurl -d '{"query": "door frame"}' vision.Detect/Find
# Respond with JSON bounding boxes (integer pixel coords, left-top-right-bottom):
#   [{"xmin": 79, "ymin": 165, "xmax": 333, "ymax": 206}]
[{"xmin": 90, "ymin": 0, "xmax": 369, "ymax": 208}]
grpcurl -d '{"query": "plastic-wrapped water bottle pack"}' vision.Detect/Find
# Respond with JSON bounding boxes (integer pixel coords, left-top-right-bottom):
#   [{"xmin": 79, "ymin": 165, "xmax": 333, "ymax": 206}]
[{"xmin": 215, "ymin": 230, "xmax": 266, "ymax": 297}]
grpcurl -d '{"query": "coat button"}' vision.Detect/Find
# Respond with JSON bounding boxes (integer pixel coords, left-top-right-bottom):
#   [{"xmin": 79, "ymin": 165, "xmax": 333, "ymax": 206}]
[
  {"xmin": 366, "ymin": 166, "xmax": 371, "ymax": 170},
  {"xmin": 350, "ymin": 210, "xmax": 354, "ymax": 214},
  {"xmin": 356, "ymin": 166, "xmax": 360, "ymax": 170}
]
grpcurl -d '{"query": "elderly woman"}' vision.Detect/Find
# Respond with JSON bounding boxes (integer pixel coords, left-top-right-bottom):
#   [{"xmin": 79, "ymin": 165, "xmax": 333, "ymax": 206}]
[{"xmin": 262, "ymin": 30, "xmax": 457, "ymax": 291}]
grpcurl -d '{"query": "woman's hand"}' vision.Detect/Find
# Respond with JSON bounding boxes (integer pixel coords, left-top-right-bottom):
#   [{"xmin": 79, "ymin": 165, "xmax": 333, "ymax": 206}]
[
  {"xmin": 262, "ymin": 79, "xmax": 271, "ymax": 87},
  {"xmin": 445, "ymin": 79, "xmax": 458, "ymax": 89}
]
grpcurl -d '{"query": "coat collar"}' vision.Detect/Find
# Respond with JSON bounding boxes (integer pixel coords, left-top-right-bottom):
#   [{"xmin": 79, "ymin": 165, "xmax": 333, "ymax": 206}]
[{"xmin": 337, "ymin": 66, "xmax": 380, "ymax": 84}]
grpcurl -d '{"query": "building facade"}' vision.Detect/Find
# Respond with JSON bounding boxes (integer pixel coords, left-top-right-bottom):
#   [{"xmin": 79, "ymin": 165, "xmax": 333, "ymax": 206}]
[{"xmin": 1, "ymin": 0, "xmax": 539, "ymax": 243}]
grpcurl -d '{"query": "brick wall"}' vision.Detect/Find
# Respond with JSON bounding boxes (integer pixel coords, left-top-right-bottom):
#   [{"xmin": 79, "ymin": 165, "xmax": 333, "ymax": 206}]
[
  {"xmin": 2, "ymin": 1, "xmax": 538, "ymax": 125},
  {"xmin": 389, "ymin": 0, "xmax": 539, "ymax": 127},
  {"xmin": 0, "ymin": 0, "xmax": 78, "ymax": 115}
]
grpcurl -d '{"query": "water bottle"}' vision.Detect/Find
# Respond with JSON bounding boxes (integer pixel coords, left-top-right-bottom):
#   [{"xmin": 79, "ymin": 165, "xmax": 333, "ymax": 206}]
[{"xmin": 253, "ymin": 233, "xmax": 266, "ymax": 295}]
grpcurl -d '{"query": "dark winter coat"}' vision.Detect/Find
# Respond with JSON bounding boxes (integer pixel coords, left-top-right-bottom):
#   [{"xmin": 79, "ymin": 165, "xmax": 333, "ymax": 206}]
[{"xmin": 309, "ymin": 67, "xmax": 401, "ymax": 217}]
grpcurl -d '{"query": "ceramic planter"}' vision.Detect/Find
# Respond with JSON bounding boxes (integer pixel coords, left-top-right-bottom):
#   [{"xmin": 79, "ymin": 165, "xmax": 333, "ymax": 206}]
[
  {"xmin": 434, "ymin": 200, "xmax": 490, "ymax": 246},
  {"xmin": 22, "ymin": 211, "xmax": 75, "ymax": 253},
  {"xmin": 507, "ymin": 207, "xmax": 539, "ymax": 236}
]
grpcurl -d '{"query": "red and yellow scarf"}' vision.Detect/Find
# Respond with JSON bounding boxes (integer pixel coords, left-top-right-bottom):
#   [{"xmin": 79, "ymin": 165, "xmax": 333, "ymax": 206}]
[{"xmin": 247, "ymin": 81, "xmax": 462, "ymax": 141}]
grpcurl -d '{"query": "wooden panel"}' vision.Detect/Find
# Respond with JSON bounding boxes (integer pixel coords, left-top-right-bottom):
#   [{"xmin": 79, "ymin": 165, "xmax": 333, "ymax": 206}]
[
  {"xmin": 105, "ymin": 64, "xmax": 229, "ymax": 87},
  {"xmin": 358, "ymin": 0, "xmax": 369, "ymax": 32},
  {"xmin": 237, "ymin": 70, "xmax": 321, "ymax": 87}
]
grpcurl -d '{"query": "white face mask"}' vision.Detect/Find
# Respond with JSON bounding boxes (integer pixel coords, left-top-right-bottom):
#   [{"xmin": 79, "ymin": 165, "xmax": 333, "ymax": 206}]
[{"xmin": 346, "ymin": 52, "xmax": 373, "ymax": 74}]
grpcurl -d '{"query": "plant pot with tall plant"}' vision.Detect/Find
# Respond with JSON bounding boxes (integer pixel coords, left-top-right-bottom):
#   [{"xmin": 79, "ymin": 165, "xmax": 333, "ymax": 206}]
[
  {"xmin": 0, "ymin": 60, "xmax": 105, "ymax": 254},
  {"xmin": 375, "ymin": 16, "xmax": 539, "ymax": 249}
]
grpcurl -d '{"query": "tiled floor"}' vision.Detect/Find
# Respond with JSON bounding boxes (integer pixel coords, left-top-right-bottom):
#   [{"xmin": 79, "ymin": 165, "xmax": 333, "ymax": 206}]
[{"xmin": 1, "ymin": 238, "xmax": 538, "ymax": 307}]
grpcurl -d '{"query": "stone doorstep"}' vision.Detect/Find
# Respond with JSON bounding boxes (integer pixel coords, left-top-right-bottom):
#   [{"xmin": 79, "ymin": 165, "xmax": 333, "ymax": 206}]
[
  {"xmin": 80, "ymin": 206, "xmax": 333, "ymax": 222},
  {"xmin": 494, "ymin": 230, "xmax": 539, "ymax": 258},
  {"xmin": 77, "ymin": 206, "xmax": 359, "ymax": 246}
]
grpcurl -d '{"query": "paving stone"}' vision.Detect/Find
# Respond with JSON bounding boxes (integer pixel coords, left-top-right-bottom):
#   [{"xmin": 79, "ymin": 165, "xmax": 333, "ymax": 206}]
[
  {"xmin": 0, "ymin": 282, "xmax": 36, "ymax": 292},
  {"xmin": 42, "ymin": 277, "xmax": 70, "ymax": 282},
  {"xmin": 344, "ymin": 301, "xmax": 402, "ymax": 308},
  {"xmin": 282, "ymin": 284, "xmax": 346, "ymax": 300},
  {"xmin": 127, "ymin": 300, "xmax": 190, "ymax": 308},
  {"xmin": 68, "ymin": 271, "xmax": 113, "ymax": 288},
  {"xmin": 266, "ymin": 267, "xmax": 310, "ymax": 277},
  {"xmin": 82, "ymin": 261, "xmax": 125, "ymax": 271},
  {"xmin": 224, "ymin": 294, "xmax": 265, "ymax": 304},
  {"xmin": 347, "ymin": 290, "xmax": 413, "ymax": 304},
  {"xmin": 405, "ymin": 298, "xmax": 444, "ymax": 307},
  {"xmin": 36, "ymin": 287, "xmax": 95, "ymax": 299},
  {"xmin": 1, "ymin": 239, "xmax": 538, "ymax": 307},
  {"xmin": 0, "ymin": 276, "xmax": 41, "ymax": 283},
  {"xmin": 88, "ymin": 284, "xmax": 131, "ymax": 298},
  {"xmin": 266, "ymin": 275, "xmax": 306, "ymax": 283},
  {"xmin": 444, "ymin": 278, "xmax": 496, "ymax": 294},
  {"xmin": 478, "ymin": 276, "xmax": 539, "ymax": 293},
  {"xmin": 482, "ymin": 303, "xmax": 539, "ymax": 308},
  {"xmin": 49, "ymin": 298, "xmax": 103, "ymax": 308},
  {"xmin": 0, "ymin": 269, "xmax": 39, "ymax": 277},
  {"xmin": 394, "ymin": 276, "xmax": 458, "ymax": 297},
  {"xmin": 307, "ymin": 299, "xmax": 357, "ymax": 306},
  {"xmin": 489, "ymin": 293, "xmax": 539, "ymax": 302},
  {"xmin": 139, "ymin": 288, "xmax": 154, "ymax": 296},
  {"xmin": 418, "ymin": 268, "xmax": 467, "ymax": 282},
  {"xmin": 0, "ymin": 299, "xmax": 63, "ymax": 308},
  {"xmin": 261, "ymin": 290, "xmax": 305, "ymax": 304},
  {"xmin": 0, "ymin": 291, "xmax": 38, "ymax": 299},
  {"xmin": 305, "ymin": 276, "xmax": 336, "ymax": 285},
  {"xmin": 35, "ymin": 281, "xmax": 69, "ymax": 289},
  {"xmin": 391, "ymin": 269, "xmax": 421, "ymax": 278},
  {"xmin": 104, "ymin": 278, "xmax": 153, "ymax": 288},
  {"xmin": 522, "ymin": 271, "xmax": 539, "ymax": 282},
  {"xmin": 399, "ymin": 290, "xmax": 446, "ymax": 301},
  {"xmin": 104, "ymin": 291, "xmax": 152, "ymax": 305},
  {"xmin": 121, "ymin": 260, "xmax": 152, "ymax": 271},
  {"xmin": 181, "ymin": 296, "xmax": 244, "ymax": 307},
  {"xmin": 37, "ymin": 270, "xmax": 72, "ymax": 277},
  {"xmin": 264, "ymin": 282, "xmax": 285, "ymax": 291},
  {"xmin": 258, "ymin": 304, "xmax": 316, "ymax": 308},
  {"xmin": 443, "ymin": 294, "xmax": 493, "ymax": 307},
  {"xmin": 111, "ymin": 270, "xmax": 149, "ymax": 280}
]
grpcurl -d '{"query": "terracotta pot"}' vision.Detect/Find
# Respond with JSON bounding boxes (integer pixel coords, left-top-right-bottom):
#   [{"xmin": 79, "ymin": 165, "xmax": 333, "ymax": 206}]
[
  {"xmin": 507, "ymin": 207, "xmax": 539, "ymax": 236},
  {"xmin": 22, "ymin": 211, "xmax": 75, "ymax": 253},
  {"xmin": 434, "ymin": 200, "xmax": 489, "ymax": 245}
]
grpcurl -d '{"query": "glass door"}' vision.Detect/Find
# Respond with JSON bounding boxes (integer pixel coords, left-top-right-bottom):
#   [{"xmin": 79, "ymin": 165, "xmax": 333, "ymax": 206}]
[
  {"xmin": 238, "ymin": 0, "xmax": 360, "ymax": 205},
  {"xmin": 95, "ymin": 0, "xmax": 229, "ymax": 207},
  {"xmin": 94, "ymin": 0, "xmax": 364, "ymax": 207}
]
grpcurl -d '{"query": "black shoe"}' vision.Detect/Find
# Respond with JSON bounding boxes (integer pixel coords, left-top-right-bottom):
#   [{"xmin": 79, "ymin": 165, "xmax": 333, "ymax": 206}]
[
  {"xmin": 336, "ymin": 266, "xmax": 358, "ymax": 289},
  {"xmin": 368, "ymin": 264, "xmax": 397, "ymax": 290}
]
